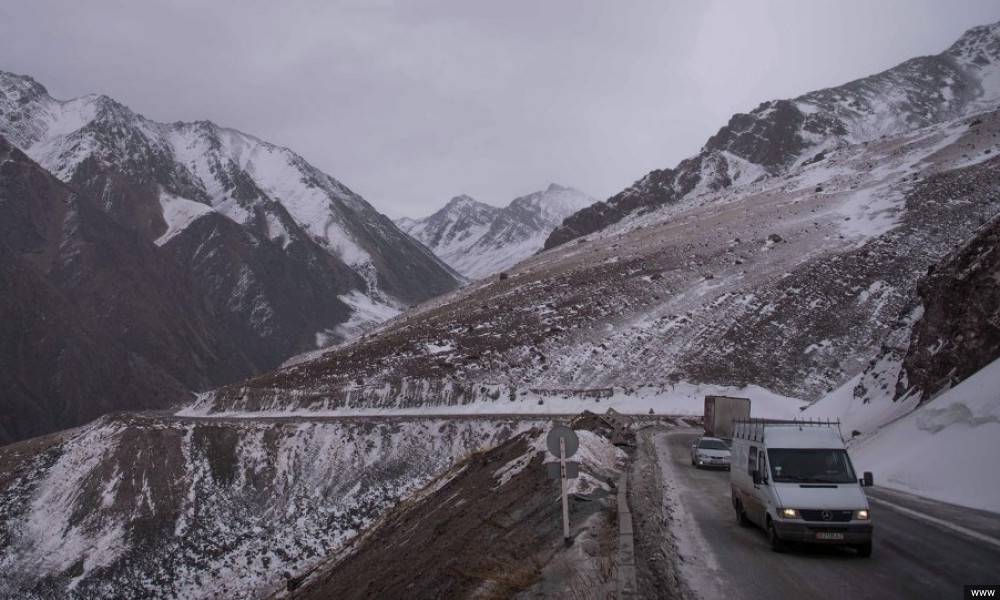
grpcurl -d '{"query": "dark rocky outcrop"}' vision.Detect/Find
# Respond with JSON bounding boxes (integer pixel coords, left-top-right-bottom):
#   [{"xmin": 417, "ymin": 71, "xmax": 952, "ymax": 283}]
[
  {"xmin": 897, "ymin": 212, "xmax": 1000, "ymax": 402},
  {"xmin": 0, "ymin": 136, "xmax": 244, "ymax": 444}
]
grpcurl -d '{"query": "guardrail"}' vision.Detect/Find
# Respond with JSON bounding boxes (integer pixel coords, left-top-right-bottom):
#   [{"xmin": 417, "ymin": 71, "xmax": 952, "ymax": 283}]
[{"xmin": 617, "ymin": 473, "xmax": 637, "ymax": 597}]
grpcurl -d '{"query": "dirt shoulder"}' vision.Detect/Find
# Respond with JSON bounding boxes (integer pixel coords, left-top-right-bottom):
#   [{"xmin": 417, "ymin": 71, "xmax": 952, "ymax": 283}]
[{"xmin": 627, "ymin": 425, "xmax": 691, "ymax": 599}]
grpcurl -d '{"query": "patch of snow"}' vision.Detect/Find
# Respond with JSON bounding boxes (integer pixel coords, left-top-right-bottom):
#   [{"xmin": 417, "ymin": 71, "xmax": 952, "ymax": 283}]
[
  {"xmin": 327, "ymin": 291, "xmax": 401, "ymax": 346},
  {"xmin": 155, "ymin": 192, "xmax": 216, "ymax": 246},
  {"xmin": 425, "ymin": 341, "xmax": 455, "ymax": 355}
]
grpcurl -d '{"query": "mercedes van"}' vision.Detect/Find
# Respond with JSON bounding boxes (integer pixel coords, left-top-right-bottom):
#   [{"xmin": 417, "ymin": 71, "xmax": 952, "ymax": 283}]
[{"xmin": 730, "ymin": 419, "xmax": 874, "ymax": 557}]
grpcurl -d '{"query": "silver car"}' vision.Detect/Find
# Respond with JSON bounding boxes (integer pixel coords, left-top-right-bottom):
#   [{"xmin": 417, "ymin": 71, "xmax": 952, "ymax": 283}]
[{"xmin": 690, "ymin": 437, "xmax": 731, "ymax": 469}]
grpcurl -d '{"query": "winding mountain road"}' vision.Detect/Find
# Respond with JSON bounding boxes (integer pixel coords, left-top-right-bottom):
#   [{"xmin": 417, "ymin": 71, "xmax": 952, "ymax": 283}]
[{"xmin": 633, "ymin": 428, "xmax": 1000, "ymax": 599}]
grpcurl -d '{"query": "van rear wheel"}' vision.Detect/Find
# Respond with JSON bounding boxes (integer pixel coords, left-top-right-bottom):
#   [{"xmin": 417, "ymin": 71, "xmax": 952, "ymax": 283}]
[{"xmin": 734, "ymin": 499, "xmax": 750, "ymax": 527}]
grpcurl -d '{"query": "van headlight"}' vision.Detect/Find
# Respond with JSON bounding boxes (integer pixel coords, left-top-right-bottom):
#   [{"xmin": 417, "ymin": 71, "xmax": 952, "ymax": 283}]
[
  {"xmin": 779, "ymin": 508, "xmax": 801, "ymax": 519},
  {"xmin": 854, "ymin": 509, "xmax": 870, "ymax": 520}
]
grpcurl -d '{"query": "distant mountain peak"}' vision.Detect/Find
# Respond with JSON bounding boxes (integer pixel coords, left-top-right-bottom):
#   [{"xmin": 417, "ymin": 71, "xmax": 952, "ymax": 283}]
[
  {"xmin": 400, "ymin": 184, "xmax": 595, "ymax": 278},
  {"xmin": 444, "ymin": 194, "xmax": 487, "ymax": 210},
  {"xmin": 946, "ymin": 20, "xmax": 1000, "ymax": 64}
]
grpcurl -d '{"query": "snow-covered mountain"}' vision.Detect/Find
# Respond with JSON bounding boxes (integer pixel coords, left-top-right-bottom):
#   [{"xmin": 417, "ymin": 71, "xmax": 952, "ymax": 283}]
[
  {"xmin": 0, "ymin": 71, "xmax": 460, "ymax": 443},
  {"xmin": 0, "ymin": 71, "xmax": 459, "ymax": 305},
  {"xmin": 546, "ymin": 21, "xmax": 1000, "ymax": 249},
  {"xmin": 197, "ymin": 21, "xmax": 1000, "ymax": 414},
  {"xmin": 4, "ymin": 20, "xmax": 1000, "ymax": 600},
  {"xmin": 398, "ymin": 184, "xmax": 595, "ymax": 278}
]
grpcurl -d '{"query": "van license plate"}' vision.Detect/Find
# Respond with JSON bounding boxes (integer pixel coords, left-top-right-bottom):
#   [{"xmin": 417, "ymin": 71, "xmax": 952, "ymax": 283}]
[{"xmin": 815, "ymin": 532, "xmax": 844, "ymax": 540}]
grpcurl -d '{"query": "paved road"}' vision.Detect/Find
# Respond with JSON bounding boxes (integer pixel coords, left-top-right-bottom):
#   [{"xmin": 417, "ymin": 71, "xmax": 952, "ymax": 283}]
[{"xmin": 644, "ymin": 428, "xmax": 1000, "ymax": 600}]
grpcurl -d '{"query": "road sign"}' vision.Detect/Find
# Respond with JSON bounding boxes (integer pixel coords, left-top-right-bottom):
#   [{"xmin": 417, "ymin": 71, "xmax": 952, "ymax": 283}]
[{"xmin": 547, "ymin": 426, "xmax": 579, "ymax": 458}]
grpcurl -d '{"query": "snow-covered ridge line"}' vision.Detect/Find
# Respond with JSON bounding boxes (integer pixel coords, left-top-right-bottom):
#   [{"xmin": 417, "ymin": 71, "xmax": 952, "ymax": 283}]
[{"xmin": 0, "ymin": 68, "xmax": 460, "ymax": 312}]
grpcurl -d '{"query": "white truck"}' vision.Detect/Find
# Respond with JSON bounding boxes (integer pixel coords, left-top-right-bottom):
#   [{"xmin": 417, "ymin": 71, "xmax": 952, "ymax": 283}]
[
  {"xmin": 730, "ymin": 418, "xmax": 874, "ymax": 557},
  {"xmin": 704, "ymin": 395, "xmax": 751, "ymax": 439}
]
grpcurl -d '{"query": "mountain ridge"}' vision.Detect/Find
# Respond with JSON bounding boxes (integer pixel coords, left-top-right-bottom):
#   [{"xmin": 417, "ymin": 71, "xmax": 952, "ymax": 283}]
[{"xmin": 544, "ymin": 20, "xmax": 1000, "ymax": 249}]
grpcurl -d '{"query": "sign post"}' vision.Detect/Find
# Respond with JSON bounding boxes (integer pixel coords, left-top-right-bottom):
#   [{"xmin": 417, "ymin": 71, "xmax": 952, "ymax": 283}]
[{"xmin": 545, "ymin": 426, "xmax": 579, "ymax": 545}]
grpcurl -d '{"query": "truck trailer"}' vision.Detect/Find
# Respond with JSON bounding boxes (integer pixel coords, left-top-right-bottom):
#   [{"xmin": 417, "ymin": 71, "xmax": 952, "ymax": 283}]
[
  {"xmin": 730, "ymin": 418, "xmax": 874, "ymax": 557},
  {"xmin": 704, "ymin": 395, "xmax": 751, "ymax": 439}
]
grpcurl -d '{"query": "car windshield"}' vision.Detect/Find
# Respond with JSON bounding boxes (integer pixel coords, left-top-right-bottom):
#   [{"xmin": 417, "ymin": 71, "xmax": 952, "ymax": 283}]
[
  {"xmin": 698, "ymin": 439, "xmax": 728, "ymax": 450},
  {"xmin": 767, "ymin": 449, "xmax": 856, "ymax": 484}
]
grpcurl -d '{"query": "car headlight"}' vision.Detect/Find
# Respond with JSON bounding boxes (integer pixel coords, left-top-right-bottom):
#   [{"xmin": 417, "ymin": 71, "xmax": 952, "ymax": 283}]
[
  {"xmin": 854, "ymin": 509, "xmax": 870, "ymax": 520},
  {"xmin": 779, "ymin": 508, "xmax": 801, "ymax": 519}
]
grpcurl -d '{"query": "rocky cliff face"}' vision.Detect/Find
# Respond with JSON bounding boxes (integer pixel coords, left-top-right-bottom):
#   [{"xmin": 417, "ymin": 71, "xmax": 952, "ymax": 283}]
[
  {"xmin": 0, "ymin": 136, "xmax": 253, "ymax": 444},
  {"xmin": 545, "ymin": 21, "xmax": 1000, "ymax": 249},
  {"xmin": 399, "ymin": 184, "xmax": 594, "ymax": 278},
  {"xmin": 895, "ymin": 208, "xmax": 1000, "ymax": 403}
]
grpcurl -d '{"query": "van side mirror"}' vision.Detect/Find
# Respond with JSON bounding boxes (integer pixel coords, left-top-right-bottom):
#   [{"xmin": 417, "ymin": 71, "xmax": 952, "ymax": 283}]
[
  {"xmin": 752, "ymin": 469, "xmax": 762, "ymax": 485},
  {"xmin": 860, "ymin": 471, "xmax": 874, "ymax": 487}
]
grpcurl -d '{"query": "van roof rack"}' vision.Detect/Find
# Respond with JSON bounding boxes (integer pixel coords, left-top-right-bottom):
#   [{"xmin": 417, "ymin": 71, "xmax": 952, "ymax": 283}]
[{"xmin": 731, "ymin": 418, "xmax": 842, "ymax": 443}]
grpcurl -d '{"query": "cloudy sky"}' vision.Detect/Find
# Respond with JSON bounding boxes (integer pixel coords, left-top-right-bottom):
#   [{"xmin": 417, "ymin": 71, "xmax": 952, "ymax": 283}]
[{"xmin": 2, "ymin": 1, "xmax": 998, "ymax": 218}]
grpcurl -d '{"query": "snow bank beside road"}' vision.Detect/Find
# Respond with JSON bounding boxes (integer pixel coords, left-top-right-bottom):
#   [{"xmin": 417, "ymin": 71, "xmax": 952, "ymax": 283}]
[{"xmin": 848, "ymin": 357, "xmax": 1000, "ymax": 514}]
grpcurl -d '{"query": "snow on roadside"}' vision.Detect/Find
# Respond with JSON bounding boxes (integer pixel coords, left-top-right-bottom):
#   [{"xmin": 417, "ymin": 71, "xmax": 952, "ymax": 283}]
[
  {"xmin": 177, "ymin": 381, "xmax": 806, "ymax": 418},
  {"xmin": 491, "ymin": 428, "xmax": 626, "ymax": 495},
  {"xmin": 848, "ymin": 357, "xmax": 1000, "ymax": 514}
]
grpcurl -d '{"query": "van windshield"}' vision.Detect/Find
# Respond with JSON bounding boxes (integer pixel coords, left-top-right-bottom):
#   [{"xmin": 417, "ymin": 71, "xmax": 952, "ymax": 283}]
[{"xmin": 767, "ymin": 449, "xmax": 857, "ymax": 484}]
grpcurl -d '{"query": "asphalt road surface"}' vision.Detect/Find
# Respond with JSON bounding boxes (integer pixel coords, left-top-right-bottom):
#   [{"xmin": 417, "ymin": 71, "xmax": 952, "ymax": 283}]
[{"xmin": 644, "ymin": 428, "xmax": 1000, "ymax": 600}]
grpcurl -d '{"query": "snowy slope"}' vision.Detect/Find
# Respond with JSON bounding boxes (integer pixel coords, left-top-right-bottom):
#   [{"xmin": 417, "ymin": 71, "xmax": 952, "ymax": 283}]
[
  {"xmin": 547, "ymin": 20, "xmax": 1000, "ymax": 249},
  {"xmin": 0, "ymin": 414, "xmax": 545, "ymax": 598},
  {"xmin": 201, "ymin": 106, "xmax": 1000, "ymax": 417},
  {"xmin": 399, "ymin": 184, "xmax": 595, "ymax": 278},
  {"xmin": 848, "ymin": 357, "xmax": 1000, "ymax": 513}
]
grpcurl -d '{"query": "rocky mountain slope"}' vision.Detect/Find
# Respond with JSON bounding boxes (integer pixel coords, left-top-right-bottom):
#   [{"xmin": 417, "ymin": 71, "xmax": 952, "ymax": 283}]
[
  {"xmin": 545, "ymin": 21, "xmax": 1000, "ymax": 249},
  {"xmin": 0, "ymin": 136, "xmax": 252, "ymax": 444},
  {"xmin": 195, "ymin": 107, "xmax": 1000, "ymax": 415},
  {"xmin": 398, "ymin": 184, "xmax": 594, "ymax": 278},
  {"xmin": 0, "ymin": 413, "xmax": 548, "ymax": 598},
  {"xmin": 0, "ymin": 72, "xmax": 461, "ymax": 443},
  {"xmin": 815, "ymin": 201, "xmax": 1000, "ymax": 438},
  {"xmin": 289, "ymin": 414, "xmax": 625, "ymax": 599}
]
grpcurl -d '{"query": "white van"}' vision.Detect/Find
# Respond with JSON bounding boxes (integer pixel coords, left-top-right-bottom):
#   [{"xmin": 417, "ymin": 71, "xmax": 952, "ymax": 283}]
[{"xmin": 730, "ymin": 419, "xmax": 874, "ymax": 557}]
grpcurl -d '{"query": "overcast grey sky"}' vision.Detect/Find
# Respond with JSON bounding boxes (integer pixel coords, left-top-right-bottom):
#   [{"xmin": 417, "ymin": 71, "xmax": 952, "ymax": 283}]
[{"xmin": 2, "ymin": 1, "xmax": 999, "ymax": 218}]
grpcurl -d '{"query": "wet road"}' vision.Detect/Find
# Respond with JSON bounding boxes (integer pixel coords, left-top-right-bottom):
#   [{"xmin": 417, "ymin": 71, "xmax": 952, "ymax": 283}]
[{"xmin": 644, "ymin": 428, "xmax": 1000, "ymax": 600}]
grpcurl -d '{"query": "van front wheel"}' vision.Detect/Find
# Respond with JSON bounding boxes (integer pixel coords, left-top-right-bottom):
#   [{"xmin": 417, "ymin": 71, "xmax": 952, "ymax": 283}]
[
  {"xmin": 768, "ymin": 520, "xmax": 786, "ymax": 552},
  {"xmin": 854, "ymin": 541, "xmax": 873, "ymax": 558}
]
